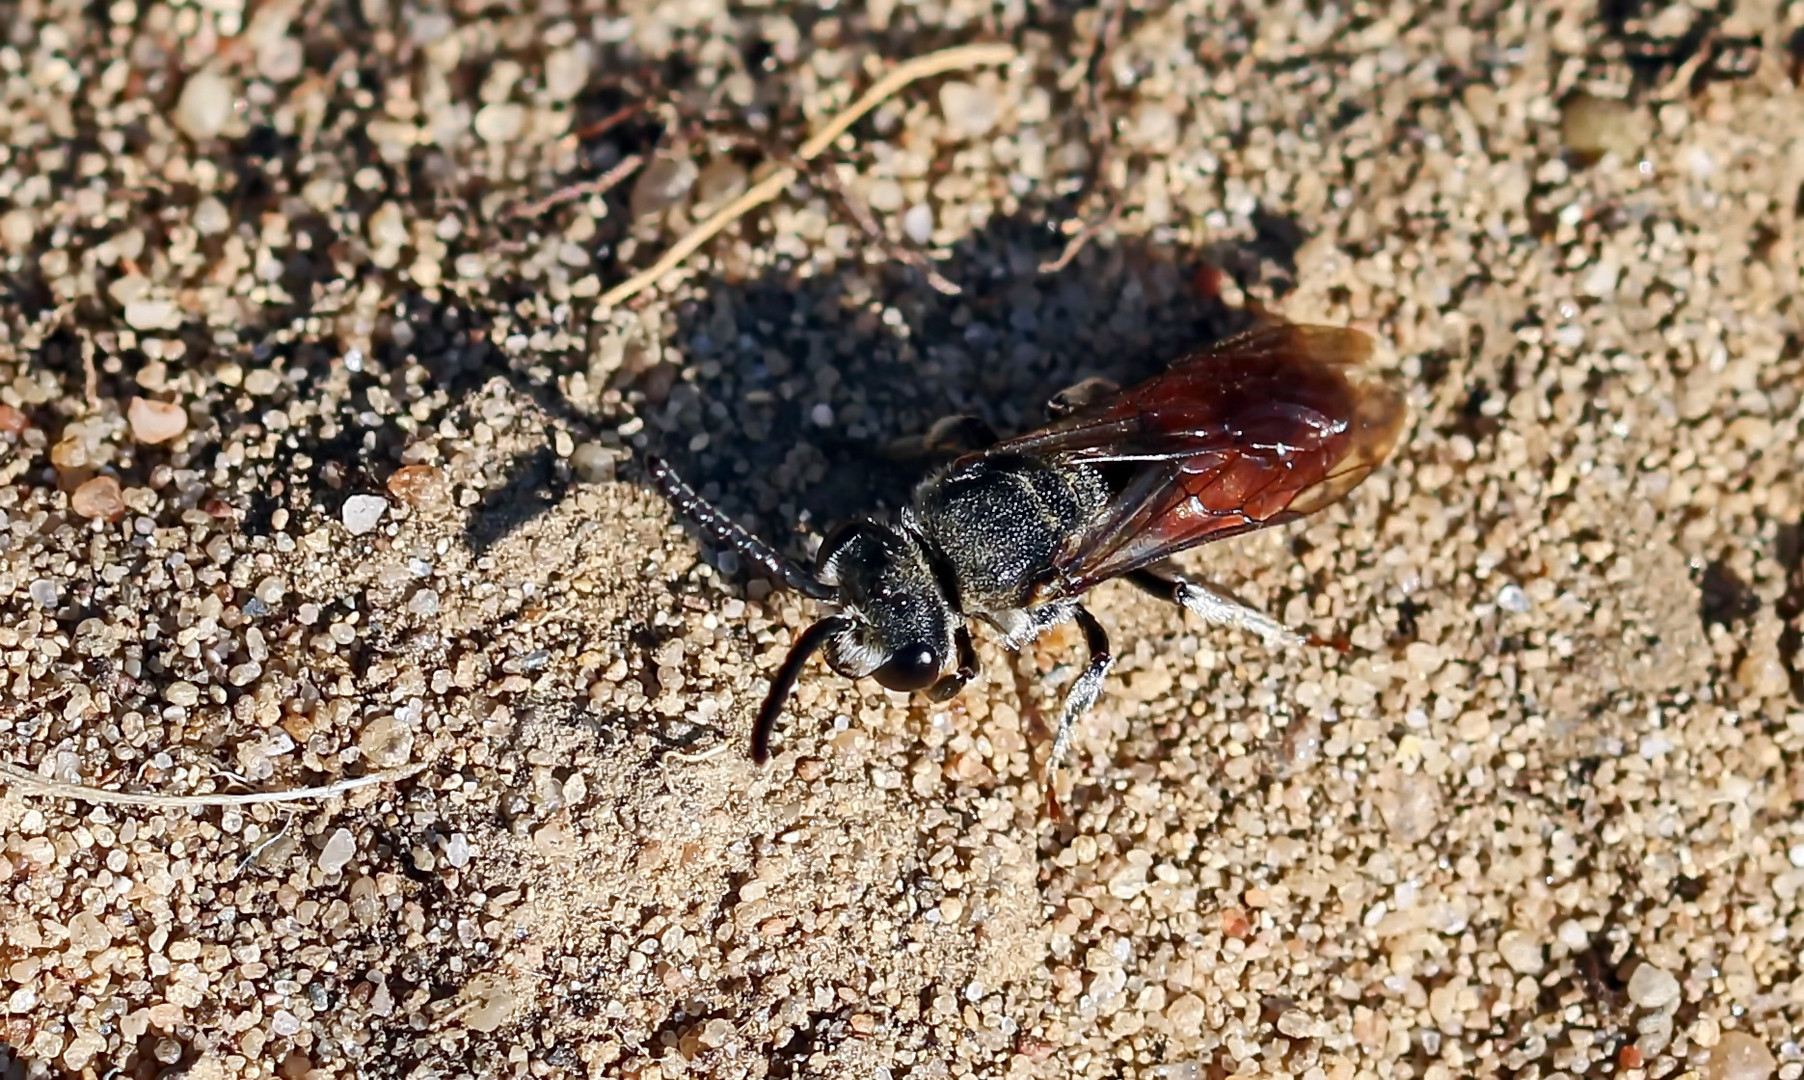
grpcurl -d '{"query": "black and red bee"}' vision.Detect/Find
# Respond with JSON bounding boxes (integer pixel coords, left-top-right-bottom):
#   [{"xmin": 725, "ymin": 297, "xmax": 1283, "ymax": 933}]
[{"xmin": 648, "ymin": 319, "xmax": 1406, "ymax": 801}]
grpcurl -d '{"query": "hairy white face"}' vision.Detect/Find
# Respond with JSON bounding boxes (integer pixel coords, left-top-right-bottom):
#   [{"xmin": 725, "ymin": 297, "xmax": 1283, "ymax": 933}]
[{"xmin": 822, "ymin": 621, "xmax": 892, "ymax": 681}]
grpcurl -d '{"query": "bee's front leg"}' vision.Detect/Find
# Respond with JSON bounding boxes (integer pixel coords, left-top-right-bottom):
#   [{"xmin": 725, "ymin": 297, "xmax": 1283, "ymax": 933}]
[
  {"xmin": 885, "ymin": 415, "xmax": 999, "ymax": 460},
  {"xmin": 1045, "ymin": 377, "xmax": 1121, "ymax": 419},
  {"xmin": 928, "ymin": 626, "xmax": 980, "ymax": 701}
]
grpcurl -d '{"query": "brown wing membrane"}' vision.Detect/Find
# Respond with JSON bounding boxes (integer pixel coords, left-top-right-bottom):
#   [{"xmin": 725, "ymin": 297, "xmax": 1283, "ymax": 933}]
[{"xmin": 985, "ymin": 322, "xmax": 1407, "ymax": 600}]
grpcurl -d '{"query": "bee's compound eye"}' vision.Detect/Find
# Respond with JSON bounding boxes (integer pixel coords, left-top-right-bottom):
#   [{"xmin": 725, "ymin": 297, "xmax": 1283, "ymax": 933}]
[{"xmin": 872, "ymin": 644, "xmax": 941, "ymax": 692}]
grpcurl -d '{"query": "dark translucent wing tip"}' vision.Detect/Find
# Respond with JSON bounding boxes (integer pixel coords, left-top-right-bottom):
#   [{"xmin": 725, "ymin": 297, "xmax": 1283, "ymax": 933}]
[{"xmin": 1288, "ymin": 345, "xmax": 1410, "ymax": 518}]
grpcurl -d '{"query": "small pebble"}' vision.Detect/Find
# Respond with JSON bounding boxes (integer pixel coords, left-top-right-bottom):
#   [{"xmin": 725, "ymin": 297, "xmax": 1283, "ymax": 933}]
[
  {"xmin": 867, "ymin": 178, "xmax": 905, "ymax": 213},
  {"xmin": 1627, "ymin": 963, "xmax": 1682, "ymax": 1011},
  {"xmin": 572, "ymin": 443, "xmax": 618, "ymax": 483},
  {"xmin": 544, "ymin": 45, "xmax": 590, "ymax": 102},
  {"xmin": 1405, "ymin": 641, "xmax": 1445, "ymax": 675},
  {"xmin": 71, "ymin": 476, "xmax": 126, "ymax": 522},
  {"xmin": 193, "ymin": 196, "xmax": 232, "ymax": 236},
  {"xmin": 386, "ymin": 464, "xmax": 449, "ymax": 509},
  {"xmin": 694, "ymin": 158, "xmax": 748, "ymax": 214},
  {"xmin": 697, "ymin": 1018, "xmax": 734, "ymax": 1049},
  {"xmin": 1130, "ymin": 102, "xmax": 1179, "ymax": 148},
  {"xmin": 62, "ymin": 1032, "xmax": 106, "ymax": 1070},
  {"xmin": 109, "ymin": 274, "xmax": 149, "ymax": 308},
  {"xmin": 0, "ymin": 208, "xmax": 35, "ymax": 251},
  {"xmin": 369, "ymin": 202, "xmax": 408, "ymax": 250},
  {"xmin": 903, "ymin": 203, "xmax": 934, "ymax": 245},
  {"xmin": 175, "ymin": 71, "xmax": 235, "ymax": 140},
  {"xmin": 410, "ymin": 257, "xmax": 443, "ymax": 288},
  {"xmin": 1496, "ymin": 583, "xmax": 1531, "ymax": 613},
  {"xmin": 257, "ymin": 35, "xmax": 305, "ymax": 82},
  {"xmin": 128, "ymin": 398, "xmax": 188, "ymax": 444},
  {"xmin": 19, "ymin": 837, "xmax": 55, "ymax": 865},
  {"xmin": 123, "ymin": 297, "xmax": 180, "ymax": 332},
  {"xmin": 341, "ymin": 494, "xmax": 388, "ymax": 536},
  {"xmin": 474, "ymin": 102, "xmax": 527, "ymax": 144},
  {"xmin": 630, "ymin": 150, "xmax": 698, "ymax": 221},
  {"xmin": 51, "ymin": 434, "xmax": 92, "ymax": 470},
  {"xmin": 1581, "ymin": 258, "xmax": 1620, "ymax": 298},
  {"xmin": 461, "ymin": 975, "xmax": 515, "ymax": 1032},
  {"xmin": 29, "ymin": 579, "xmax": 59, "ymax": 607},
  {"xmin": 939, "ymin": 81, "xmax": 999, "ymax": 138},
  {"xmin": 244, "ymin": 368, "xmax": 282, "ymax": 396},
  {"xmin": 318, "ymin": 828, "xmax": 356, "ymax": 874},
  {"xmin": 1375, "ymin": 771, "xmax": 1440, "ymax": 843},
  {"xmin": 1706, "ymin": 1032, "xmax": 1777, "ymax": 1080},
  {"xmin": 1497, "ymin": 930, "xmax": 1544, "ymax": 975},
  {"xmin": 358, "ymin": 714, "xmax": 414, "ymax": 768},
  {"xmin": 1735, "ymin": 649, "xmax": 1790, "ymax": 700},
  {"xmin": 1561, "ymin": 93, "xmax": 1646, "ymax": 162}
]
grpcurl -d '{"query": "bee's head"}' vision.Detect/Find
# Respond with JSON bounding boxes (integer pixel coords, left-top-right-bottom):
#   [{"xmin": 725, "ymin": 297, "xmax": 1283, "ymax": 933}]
[
  {"xmin": 644, "ymin": 453, "xmax": 963, "ymax": 763},
  {"xmin": 814, "ymin": 521, "xmax": 955, "ymax": 692}
]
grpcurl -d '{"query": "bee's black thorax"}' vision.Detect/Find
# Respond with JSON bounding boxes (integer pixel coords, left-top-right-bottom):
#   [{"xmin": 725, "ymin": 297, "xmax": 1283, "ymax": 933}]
[{"xmin": 909, "ymin": 452, "xmax": 1110, "ymax": 615}]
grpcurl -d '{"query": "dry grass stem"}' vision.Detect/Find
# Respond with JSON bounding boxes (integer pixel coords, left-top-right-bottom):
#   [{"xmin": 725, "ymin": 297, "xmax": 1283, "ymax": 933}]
[
  {"xmin": 514, "ymin": 153, "xmax": 645, "ymax": 219},
  {"xmin": 596, "ymin": 41, "xmax": 1015, "ymax": 311},
  {"xmin": 0, "ymin": 760, "xmax": 427, "ymax": 808}
]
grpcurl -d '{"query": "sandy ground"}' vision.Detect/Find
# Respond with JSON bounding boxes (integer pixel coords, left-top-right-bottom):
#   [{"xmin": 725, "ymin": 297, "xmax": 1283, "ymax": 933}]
[{"xmin": 2, "ymin": 0, "xmax": 1804, "ymax": 1077}]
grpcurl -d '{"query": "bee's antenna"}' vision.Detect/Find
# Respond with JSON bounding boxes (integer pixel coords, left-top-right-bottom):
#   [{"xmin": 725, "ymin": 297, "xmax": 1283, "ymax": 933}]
[
  {"xmin": 646, "ymin": 456, "xmax": 835, "ymax": 600},
  {"xmin": 752, "ymin": 616, "xmax": 852, "ymax": 763}
]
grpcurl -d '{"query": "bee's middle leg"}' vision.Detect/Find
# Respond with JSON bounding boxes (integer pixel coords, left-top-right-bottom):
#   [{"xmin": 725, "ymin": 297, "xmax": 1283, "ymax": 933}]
[{"xmin": 1042, "ymin": 605, "xmax": 1113, "ymax": 816}]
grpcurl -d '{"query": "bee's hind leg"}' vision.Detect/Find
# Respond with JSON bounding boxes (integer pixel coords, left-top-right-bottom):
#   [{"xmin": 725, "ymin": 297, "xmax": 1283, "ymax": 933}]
[{"xmin": 1128, "ymin": 569, "xmax": 1306, "ymax": 651}]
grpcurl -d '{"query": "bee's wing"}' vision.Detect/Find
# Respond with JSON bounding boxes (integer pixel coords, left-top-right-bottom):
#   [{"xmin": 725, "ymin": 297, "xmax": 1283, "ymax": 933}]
[{"xmin": 984, "ymin": 323, "xmax": 1407, "ymax": 599}]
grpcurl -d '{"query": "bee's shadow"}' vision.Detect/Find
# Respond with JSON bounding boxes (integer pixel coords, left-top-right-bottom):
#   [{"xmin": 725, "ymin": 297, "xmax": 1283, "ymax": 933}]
[{"xmin": 640, "ymin": 210, "xmax": 1309, "ymax": 573}]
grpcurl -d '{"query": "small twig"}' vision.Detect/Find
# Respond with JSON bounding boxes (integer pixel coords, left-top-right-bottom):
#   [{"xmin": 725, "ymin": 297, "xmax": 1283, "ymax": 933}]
[
  {"xmin": 666, "ymin": 741, "xmax": 732, "ymax": 764},
  {"xmin": 234, "ymin": 816, "xmax": 296, "ymax": 874},
  {"xmin": 1058, "ymin": 0, "xmax": 1124, "ymax": 98},
  {"xmin": 564, "ymin": 101, "xmax": 642, "ymax": 148},
  {"xmin": 1038, "ymin": 201, "xmax": 1125, "ymax": 274},
  {"xmin": 1089, "ymin": 0, "xmax": 1127, "ymax": 139},
  {"xmin": 513, "ymin": 153, "xmax": 645, "ymax": 219},
  {"xmin": 671, "ymin": 132, "xmax": 959, "ymax": 293},
  {"xmin": 1040, "ymin": 0, "xmax": 1131, "ymax": 275},
  {"xmin": 596, "ymin": 41, "xmax": 1016, "ymax": 312},
  {"xmin": 0, "ymin": 760, "xmax": 426, "ymax": 808},
  {"xmin": 806, "ymin": 158, "xmax": 961, "ymax": 295}
]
